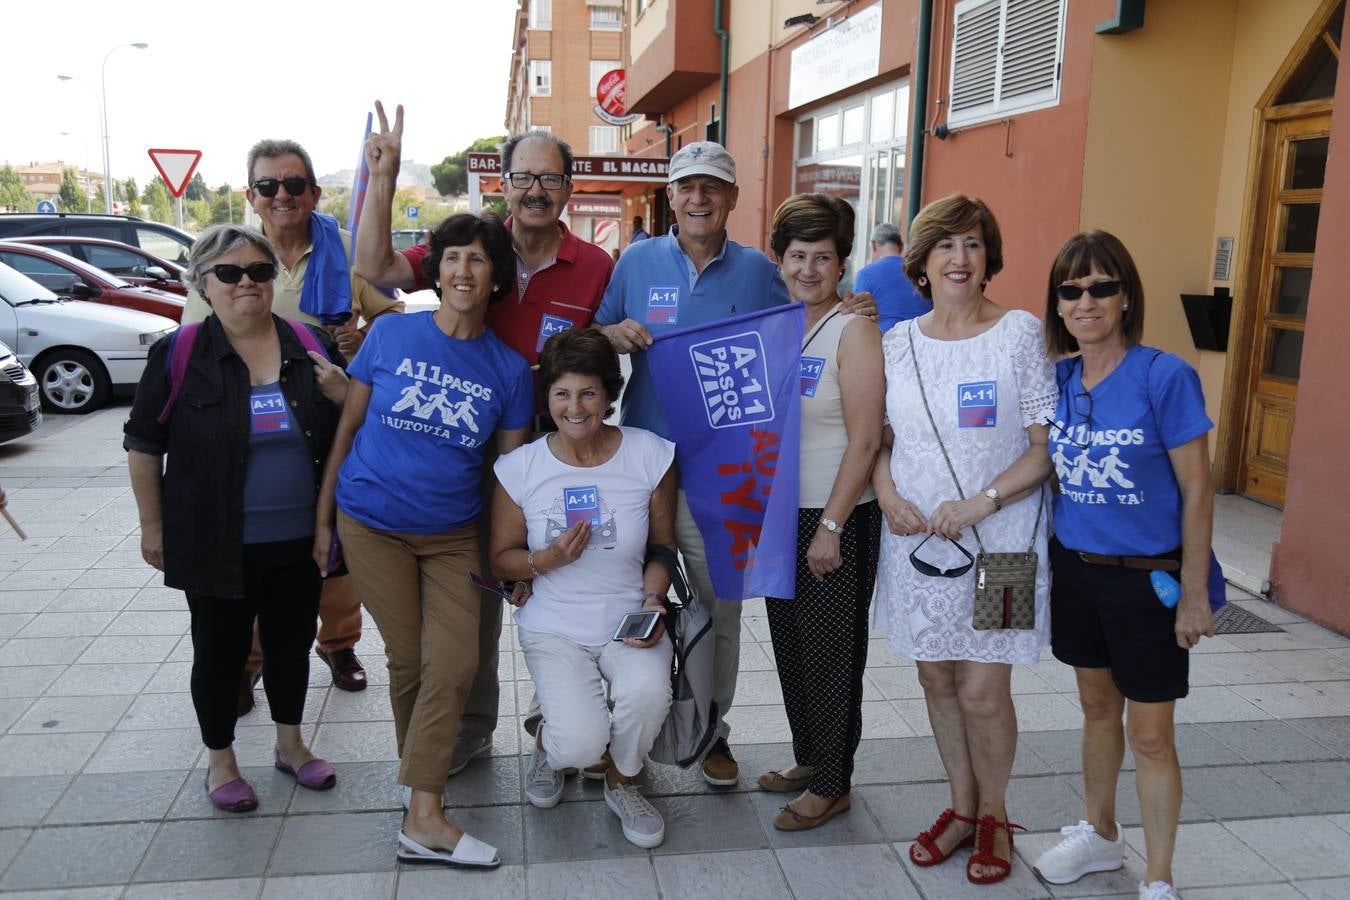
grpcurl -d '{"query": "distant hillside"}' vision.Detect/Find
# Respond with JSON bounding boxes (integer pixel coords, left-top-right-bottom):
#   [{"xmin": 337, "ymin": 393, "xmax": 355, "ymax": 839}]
[{"xmin": 319, "ymin": 161, "xmax": 437, "ymax": 193}]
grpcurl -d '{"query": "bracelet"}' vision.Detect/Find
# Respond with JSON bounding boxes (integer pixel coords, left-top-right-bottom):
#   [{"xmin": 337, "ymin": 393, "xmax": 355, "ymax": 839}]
[
  {"xmin": 527, "ymin": 550, "xmax": 540, "ymax": 578},
  {"xmin": 643, "ymin": 592, "xmax": 666, "ymax": 606}
]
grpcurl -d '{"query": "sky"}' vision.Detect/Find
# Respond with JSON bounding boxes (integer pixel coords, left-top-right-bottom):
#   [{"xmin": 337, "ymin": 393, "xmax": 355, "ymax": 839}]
[{"xmin": 3, "ymin": 0, "xmax": 519, "ymax": 191}]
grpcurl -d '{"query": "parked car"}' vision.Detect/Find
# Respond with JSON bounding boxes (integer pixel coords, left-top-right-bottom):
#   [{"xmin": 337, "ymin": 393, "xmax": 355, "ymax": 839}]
[
  {"xmin": 0, "ymin": 339, "xmax": 41, "ymax": 443},
  {"xmin": 0, "ymin": 214, "xmax": 193, "ymax": 267},
  {"xmin": 0, "ymin": 262, "xmax": 177, "ymax": 414},
  {"xmin": 391, "ymin": 228, "xmax": 426, "ymax": 251},
  {"xmin": 14, "ymin": 236, "xmax": 187, "ymax": 295},
  {"xmin": 0, "ymin": 241, "xmax": 184, "ymax": 322}
]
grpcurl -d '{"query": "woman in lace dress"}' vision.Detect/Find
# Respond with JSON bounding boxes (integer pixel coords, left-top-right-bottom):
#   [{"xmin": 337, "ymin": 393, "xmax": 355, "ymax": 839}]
[{"xmin": 871, "ymin": 194, "xmax": 1055, "ymax": 885}]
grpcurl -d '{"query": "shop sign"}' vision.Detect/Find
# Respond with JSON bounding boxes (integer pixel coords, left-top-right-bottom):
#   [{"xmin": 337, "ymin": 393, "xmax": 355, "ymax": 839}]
[
  {"xmin": 568, "ymin": 196, "xmax": 623, "ymax": 217},
  {"xmin": 788, "ymin": 3, "xmax": 884, "ymax": 110},
  {"xmin": 469, "ymin": 153, "xmax": 669, "ymax": 182}
]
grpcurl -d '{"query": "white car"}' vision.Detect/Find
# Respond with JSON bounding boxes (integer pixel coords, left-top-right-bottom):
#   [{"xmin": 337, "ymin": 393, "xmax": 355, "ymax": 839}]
[{"xmin": 0, "ymin": 262, "xmax": 176, "ymax": 414}]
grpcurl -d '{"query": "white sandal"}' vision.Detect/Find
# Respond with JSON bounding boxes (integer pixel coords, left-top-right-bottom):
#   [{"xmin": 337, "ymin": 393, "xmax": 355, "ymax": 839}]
[{"xmin": 397, "ymin": 830, "xmax": 501, "ymax": 869}]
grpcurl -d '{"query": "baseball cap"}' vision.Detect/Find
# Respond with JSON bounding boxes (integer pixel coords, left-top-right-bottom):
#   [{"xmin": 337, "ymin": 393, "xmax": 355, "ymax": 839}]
[{"xmin": 667, "ymin": 141, "xmax": 737, "ymax": 184}]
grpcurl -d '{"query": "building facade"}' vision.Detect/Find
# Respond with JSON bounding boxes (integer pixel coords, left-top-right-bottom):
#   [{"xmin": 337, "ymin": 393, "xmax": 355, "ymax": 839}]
[{"xmin": 623, "ymin": 0, "xmax": 1350, "ymax": 633}]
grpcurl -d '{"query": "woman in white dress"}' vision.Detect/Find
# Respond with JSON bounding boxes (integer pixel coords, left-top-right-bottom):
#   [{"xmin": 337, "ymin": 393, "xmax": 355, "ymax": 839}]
[{"xmin": 872, "ymin": 194, "xmax": 1055, "ymax": 885}]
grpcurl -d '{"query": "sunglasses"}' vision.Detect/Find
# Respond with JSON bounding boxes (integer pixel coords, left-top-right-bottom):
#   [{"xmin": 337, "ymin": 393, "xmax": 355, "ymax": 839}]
[
  {"xmin": 505, "ymin": 171, "xmax": 568, "ymax": 190},
  {"xmin": 210, "ymin": 262, "xmax": 277, "ymax": 284},
  {"xmin": 1056, "ymin": 280, "xmax": 1121, "ymax": 301},
  {"xmin": 1050, "ymin": 359, "xmax": 1093, "ymax": 449},
  {"xmin": 250, "ymin": 176, "xmax": 313, "ymax": 198},
  {"xmin": 909, "ymin": 533, "xmax": 975, "ymax": 579}
]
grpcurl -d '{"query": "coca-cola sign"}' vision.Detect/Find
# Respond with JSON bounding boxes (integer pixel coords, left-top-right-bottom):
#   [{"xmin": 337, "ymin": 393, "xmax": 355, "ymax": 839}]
[{"xmin": 595, "ymin": 68, "xmax": 641, "ymax": 126}]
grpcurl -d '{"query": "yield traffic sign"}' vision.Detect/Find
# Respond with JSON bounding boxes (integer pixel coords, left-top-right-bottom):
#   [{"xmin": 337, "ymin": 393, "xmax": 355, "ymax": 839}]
[{"xmin": 147, "ymin": 149, "xmax": 203, "ymax": 198}]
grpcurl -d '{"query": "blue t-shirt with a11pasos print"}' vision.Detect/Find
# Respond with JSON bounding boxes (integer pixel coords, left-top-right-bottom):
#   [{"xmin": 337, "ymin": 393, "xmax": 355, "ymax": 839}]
[
  {"xmin": 1050, "ymin": 344, "xmax": 1212, "ymax": 556},
  {"xmin": 337, "ymin": 311, "xmax": 533, "ymax": 533}
]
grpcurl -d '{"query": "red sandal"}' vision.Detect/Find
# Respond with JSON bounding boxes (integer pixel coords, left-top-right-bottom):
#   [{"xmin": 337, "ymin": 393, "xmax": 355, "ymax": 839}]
[
  {"xmin": 909, "ymin": 807, "xmax": 976, "ymax": 867},
  {"xmin": 966, "ymin": 814, "xmax": 1026, "ymax": 885}
]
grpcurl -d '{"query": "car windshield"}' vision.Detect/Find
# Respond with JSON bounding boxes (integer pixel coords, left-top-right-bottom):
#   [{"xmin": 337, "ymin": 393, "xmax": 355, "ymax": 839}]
[{"xmin": 0, "ymin": 262, "xmax": 62, "ymax": 306}]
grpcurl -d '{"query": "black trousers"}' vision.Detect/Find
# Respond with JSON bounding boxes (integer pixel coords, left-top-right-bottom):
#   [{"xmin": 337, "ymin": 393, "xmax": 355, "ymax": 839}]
[
  {"xmin": 185, "ymin": 537, "xmax": 321, "ymax": 750},
  {"xmin": 766, "ymin": 501, "xmax": 881, "ymax": 797}
]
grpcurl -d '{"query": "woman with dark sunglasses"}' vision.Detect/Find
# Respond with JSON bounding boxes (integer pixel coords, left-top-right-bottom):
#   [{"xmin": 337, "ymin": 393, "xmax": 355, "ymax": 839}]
[
  {"xmin": 871, "ymin": 194, "xmax": 1056, "ymax": 885},
  {"xmin": 125, "ymin": 224, "xmax": 350, "ymax": 812},
  {"xmin": 1031, "ymin": 232, "xmax": 1214, "ymax": 900}
]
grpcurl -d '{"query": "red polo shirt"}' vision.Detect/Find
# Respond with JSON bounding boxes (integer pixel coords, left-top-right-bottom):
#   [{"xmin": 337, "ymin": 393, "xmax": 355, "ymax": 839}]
[{"xmin": 400, "ymin": 219, "xmax": 614, "ymax": 367}]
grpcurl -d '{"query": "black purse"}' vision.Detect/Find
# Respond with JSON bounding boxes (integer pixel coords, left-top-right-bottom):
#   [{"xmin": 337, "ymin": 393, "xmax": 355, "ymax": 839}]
[{"xmin": 907, "ymin": 323, "xmax": 1042, "ymax": 630}]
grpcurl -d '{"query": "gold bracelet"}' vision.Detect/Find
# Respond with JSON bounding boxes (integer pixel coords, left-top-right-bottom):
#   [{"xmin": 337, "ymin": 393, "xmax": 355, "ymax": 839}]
[{"xmin": 527, "ymin": 550, "xmax": 540, "ymax": 578}]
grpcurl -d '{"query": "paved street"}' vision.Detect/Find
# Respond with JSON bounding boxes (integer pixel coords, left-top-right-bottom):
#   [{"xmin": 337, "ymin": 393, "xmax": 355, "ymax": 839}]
[{"xmin": 1, "ymin": 405, "xmax": 1350, "ymax": 899}]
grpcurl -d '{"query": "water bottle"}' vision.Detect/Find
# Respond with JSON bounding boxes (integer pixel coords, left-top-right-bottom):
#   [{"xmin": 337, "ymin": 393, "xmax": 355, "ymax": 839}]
[{"xmin": 1150, "ymin": 570, "xmax": 1181, "ymax": 609}]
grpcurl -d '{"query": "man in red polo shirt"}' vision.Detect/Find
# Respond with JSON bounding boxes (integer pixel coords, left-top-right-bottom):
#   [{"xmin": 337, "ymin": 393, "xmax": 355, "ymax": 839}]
[{"xmin": 355, "ymin": 101, "xmax": 613, "ymax": 777}]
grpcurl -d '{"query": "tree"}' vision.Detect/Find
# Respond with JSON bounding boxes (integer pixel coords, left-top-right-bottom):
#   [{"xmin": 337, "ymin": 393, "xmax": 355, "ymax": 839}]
[
  {"xmin": 209, "ymin": 191, "xmax": 241, "ymax": 226},
  {"xmin": 0, "ymin": 165, "xmax": 33, "ymax": 212},
  {"xmin": 122, "ymin": 177, "xmax": 142, "ymax": 217},
  {"xmin": 185, "ymin": 172, "xmax": 209, "ymax": 202},
  {"xmin": 431, "ymin": 135, "xmax": 505, "ymax": 197},
  {"xmin": 321, "ymin": 186, "xmax": 351, "ymax": 229},
  {"xmin": 141, "ymin": 178, "xmax": 173, "ymax": 224},
  {"xmin": 58, "ymin": 167, "xmax": 87, "ymax": 212}
]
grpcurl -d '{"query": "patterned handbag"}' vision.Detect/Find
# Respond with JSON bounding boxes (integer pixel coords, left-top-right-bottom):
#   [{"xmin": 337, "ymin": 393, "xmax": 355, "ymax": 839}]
[{"xmin": 908, "ymin": 323, "xmax": 1043, "ymax": 631}]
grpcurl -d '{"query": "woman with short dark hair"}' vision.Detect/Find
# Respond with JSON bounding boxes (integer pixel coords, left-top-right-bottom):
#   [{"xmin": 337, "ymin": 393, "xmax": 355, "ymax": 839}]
[
  {"xmin": 314, "ymin": 212, "xmax": 534, "ymax": 869},
  {"xmin": 755, "ymin": 193, "xmax": 883, "ymax": 832},
  {"xmin": 489, "ymin": 326, "xmax": 677, "ymax": 849},
  {"xmin": 126, "ymin": 224, "xmax": 348, "ymax": 813},
  {"xmin": 1031, "ymin": 231, "xmax": 1214, "ymax": 900}
]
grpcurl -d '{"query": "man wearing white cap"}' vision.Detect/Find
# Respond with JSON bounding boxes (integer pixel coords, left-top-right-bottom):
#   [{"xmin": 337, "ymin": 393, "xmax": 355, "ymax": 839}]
[{"xmin": 596, "ymin": 141, "xmax": 873, "ymax": 786}]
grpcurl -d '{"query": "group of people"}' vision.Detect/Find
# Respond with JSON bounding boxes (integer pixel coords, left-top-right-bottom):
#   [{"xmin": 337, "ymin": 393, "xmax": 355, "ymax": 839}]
[{"xmin": 123, "ymin": 101, "xmax": 1215, "ymax": 900}]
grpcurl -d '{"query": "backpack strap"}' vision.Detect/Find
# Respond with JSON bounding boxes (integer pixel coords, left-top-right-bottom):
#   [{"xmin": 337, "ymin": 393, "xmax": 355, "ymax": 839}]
[
  {"xmin": 156, "ymin": 322, "xmax": 203, "ymax": 425},
  {"xmin": 644, "ymin": 545, "xmax": 692, "ymax": 608},
  {"xmin": 282, "ymin": 317, "xmax": 328, "ymax": 358}
]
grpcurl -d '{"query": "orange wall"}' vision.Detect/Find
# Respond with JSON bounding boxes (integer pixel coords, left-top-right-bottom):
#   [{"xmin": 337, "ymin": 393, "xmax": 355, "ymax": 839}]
[
  {"xmin": 918, "ymin": 0, "xmax": 1113, "ymax": 314},
  {"xmin": 1271, "ymin": 2, "xmax": 1350, "ymax": 632}
]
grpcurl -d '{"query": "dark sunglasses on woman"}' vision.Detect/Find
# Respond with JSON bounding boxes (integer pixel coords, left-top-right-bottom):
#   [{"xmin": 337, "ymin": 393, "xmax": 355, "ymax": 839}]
[
  {"xmin": 250, "ymin": 177, "xmax": 312, "ymax": 198},
  {"xmin": 210, "ymin": 263, "xmax": 277, "ymax": 284},
  {"xmin": 1055, "ymin": 280, "xmax": 1121, "ymax": 301}
]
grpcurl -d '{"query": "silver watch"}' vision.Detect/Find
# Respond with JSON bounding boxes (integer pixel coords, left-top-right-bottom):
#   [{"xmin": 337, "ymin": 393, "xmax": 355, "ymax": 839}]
[
  {"xmin": 819, "ymin": 516, "xmax": 842, "ymax": 533},
  {"xmin": 983, "ymin": 487, "xmax": 1002, "ymax": 511}
]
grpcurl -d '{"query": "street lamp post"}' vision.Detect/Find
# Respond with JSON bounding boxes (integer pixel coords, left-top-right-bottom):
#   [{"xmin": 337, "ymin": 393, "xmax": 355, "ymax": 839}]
[
  {"xmin": 56, "ymin": 75, "xmax": 103, "ymax": 210},
  {"xmin": 61, "ymin": 42, "xmax": 149, "ymax": 216}
]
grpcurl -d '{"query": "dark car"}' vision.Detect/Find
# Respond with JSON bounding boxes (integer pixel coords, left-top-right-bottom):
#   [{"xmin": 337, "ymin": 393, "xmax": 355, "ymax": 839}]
[
  {"xmin": 0, "ymin": 241, "xmax": 184, "ymax": 322},
  {"xmin": 0, "ymin": 214, "xmax": 193, "ymax": 268},
  {"xmin": 0, "ymin": 339, "xmax": 41, "ymax": 444},
  {"xmin": 14, "ymin": 236, "xmax": 187, "ymax": 296}
]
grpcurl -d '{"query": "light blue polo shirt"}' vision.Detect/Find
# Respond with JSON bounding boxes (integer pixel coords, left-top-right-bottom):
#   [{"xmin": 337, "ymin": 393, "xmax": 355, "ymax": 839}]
[{"xmin": 596, "ymin": 228, "xmax": 790, "ymax": 439}]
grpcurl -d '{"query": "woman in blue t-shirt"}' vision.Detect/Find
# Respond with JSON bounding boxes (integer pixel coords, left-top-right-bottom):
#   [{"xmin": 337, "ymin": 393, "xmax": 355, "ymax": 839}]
[
  {"xmin": 1032, "ymin": 231, "xmax": 1215, "ymax": 900},
  {"xmin": 314, "ymin": 213, "xmax": 534, "ymax": 870}
]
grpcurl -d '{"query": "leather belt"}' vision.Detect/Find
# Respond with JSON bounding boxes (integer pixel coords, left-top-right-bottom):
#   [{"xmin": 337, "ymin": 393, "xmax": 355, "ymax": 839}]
[{"xmin": 1077, "ymin": 551, "xmax": 1181, "ymax": 572}]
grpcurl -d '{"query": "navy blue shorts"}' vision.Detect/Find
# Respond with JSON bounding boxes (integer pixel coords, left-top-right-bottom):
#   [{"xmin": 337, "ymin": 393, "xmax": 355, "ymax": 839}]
[{"xmin": 1049, "ymin": 536, "xmax": 1189, "ymax": 702}]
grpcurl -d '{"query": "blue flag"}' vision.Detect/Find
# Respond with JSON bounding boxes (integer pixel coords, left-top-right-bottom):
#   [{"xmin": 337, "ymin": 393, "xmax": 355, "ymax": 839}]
[{"xmin": 648, "ymin": 304, "xmax": 804, "ymax": 600}]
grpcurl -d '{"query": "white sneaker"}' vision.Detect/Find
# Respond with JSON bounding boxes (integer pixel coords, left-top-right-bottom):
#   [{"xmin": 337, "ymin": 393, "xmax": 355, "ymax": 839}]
[
  {"xmin": 1032, "ymin": 820, "xmax": 1125, "ymax": 884},
  {"xmin": 603, "ymin": 779, "xmax": 665, "ymax": 848},
  {"xmin": 525, "ymin": 741, "xmax": 564, "ymax": 809},
  {"xmin": 1139, "ymin": 880, "xmax": 1181, "ymax": 900}
]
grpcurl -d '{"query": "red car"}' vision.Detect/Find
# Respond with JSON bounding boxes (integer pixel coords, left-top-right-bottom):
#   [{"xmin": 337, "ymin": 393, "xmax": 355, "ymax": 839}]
[
  {"xmin": 0, "ymin": 240, "xmax": 184, "ymax": 322},
  {"xmin": 14, "ymin": 235, "xmax": 188, "ymax": 296}
]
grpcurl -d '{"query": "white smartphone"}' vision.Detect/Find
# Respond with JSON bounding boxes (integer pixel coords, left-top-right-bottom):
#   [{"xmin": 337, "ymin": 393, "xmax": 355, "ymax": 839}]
[{"xmin": 611, "ymin": 610, "xmax": 661, "ymax": 642}]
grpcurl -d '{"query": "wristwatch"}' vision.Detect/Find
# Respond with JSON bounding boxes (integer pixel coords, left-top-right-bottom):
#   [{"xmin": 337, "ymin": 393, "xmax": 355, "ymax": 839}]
[
  {"xmin": 983, "ymin": 487, "xmax": 1002, "ymax": 511},
  {"xmin": 819, "ymin": 516, "xmax": 842, "ymax": 534}
]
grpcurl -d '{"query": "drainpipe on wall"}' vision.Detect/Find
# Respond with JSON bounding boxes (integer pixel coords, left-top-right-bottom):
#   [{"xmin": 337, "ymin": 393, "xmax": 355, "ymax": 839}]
[
  {"xmin": 906, "ymin": 0, "xmax": 935, "ymax": 227},
  {"xmin": 714, "ymin": 0, "xmax": 729, "ymax": 145}
]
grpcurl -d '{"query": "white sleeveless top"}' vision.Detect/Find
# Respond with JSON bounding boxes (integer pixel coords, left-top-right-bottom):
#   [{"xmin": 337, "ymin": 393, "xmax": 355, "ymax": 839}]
[{"xmin": 799, "ymin": 306, "xmax": 876, "ymax": 508}]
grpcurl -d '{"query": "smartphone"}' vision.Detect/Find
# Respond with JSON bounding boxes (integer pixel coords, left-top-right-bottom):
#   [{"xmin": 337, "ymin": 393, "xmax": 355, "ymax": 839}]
[
  {"xmin": 612, "ymin": 610, "xmax": 661, "ymax": 642},
  {"xmin": 470, "ymin": 572, "xmax": 514, "ymax": 599}
]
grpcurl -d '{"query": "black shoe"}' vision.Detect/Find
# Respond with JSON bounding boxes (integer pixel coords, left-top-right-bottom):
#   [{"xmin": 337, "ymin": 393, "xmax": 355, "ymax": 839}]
[
  {"xmin": 237, "ymin": 669, "xmax": 261, "ymax": 718},
  {"xmin": 316, "ymin": 647, "xmax": 368, "ymax": 692}
]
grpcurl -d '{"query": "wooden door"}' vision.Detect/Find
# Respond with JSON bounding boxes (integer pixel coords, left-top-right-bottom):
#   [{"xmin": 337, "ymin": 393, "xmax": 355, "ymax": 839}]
[{"xmin": 1239, "ymin": 114, "xmax": 1331, "ymax": 505}]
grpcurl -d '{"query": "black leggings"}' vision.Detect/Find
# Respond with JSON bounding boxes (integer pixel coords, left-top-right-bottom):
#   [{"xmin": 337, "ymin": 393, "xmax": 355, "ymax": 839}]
[{"xmin": 185, "ymin": 537, "xmax": 321, "ymax": 749}]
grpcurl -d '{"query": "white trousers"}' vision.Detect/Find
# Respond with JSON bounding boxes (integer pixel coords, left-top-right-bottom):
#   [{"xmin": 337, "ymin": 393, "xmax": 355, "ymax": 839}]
[
  {"xmin": 519, "ymin": 627, "xmax": 673, "ymax": 777},
  {"xmin": 675, "ymin": 489, "xmax": 744, "ymax": 743}
]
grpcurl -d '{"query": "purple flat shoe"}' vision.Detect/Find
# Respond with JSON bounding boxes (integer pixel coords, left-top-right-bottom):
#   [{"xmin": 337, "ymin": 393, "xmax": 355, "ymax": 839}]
[
  {"xmin": 205, "ymin": 771, "xmax": 258, "ymax": 812},
  {"xmin": 274, "ymin": 749, "xmax": 337, "ymax": 790}
]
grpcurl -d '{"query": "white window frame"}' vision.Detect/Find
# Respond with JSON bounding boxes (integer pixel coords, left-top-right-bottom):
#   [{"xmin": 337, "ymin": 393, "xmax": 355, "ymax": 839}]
[
  {"xmin": 590, "ymin": 60, "xmax": 621, "ymax": 100},
  {"xmin": 530, "ymin": 0, "xmax": 552, "ymax": 29},
  {"xmin": 531, "ymin": 60, "xmax": 552, "ymax": 97},
  {"xmin": 589, "ymin": 125, "xmax": 621, "ymax": 155},
  {"xmin": 590, "ymin": 5, "xmax": 621, "ymax": 30},
  {"xmin": 947, "ymin": 0, "xmax": 1066, "ymax": 129}
]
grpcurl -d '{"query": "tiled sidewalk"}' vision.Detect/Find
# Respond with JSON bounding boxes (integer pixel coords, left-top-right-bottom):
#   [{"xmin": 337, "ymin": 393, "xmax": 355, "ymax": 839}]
[{"xmin": 2, "ymin": 406, "xmax": 1350, "ymax": 899}]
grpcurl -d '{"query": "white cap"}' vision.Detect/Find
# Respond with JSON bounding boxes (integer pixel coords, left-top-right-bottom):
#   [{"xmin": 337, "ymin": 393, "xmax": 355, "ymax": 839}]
[{"xmin": 667, "ymin": 141, "xmax": 737, "ymax": 184}]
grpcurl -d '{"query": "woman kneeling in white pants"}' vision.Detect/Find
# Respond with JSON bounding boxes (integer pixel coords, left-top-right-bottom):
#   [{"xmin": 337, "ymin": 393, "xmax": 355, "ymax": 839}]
[{"xmin": 490, "ymin": 327, "xmax": 676, "ymax": 848}]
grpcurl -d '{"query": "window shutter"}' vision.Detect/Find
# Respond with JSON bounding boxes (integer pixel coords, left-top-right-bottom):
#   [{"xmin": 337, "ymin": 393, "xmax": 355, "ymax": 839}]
[
  {"xmin": 999, "ymin": 0, "xmax": 1062, "ymax": 104},
  {"xmin": 950, "ymin": 0, "xmax": 1002, "ymax": 120}
]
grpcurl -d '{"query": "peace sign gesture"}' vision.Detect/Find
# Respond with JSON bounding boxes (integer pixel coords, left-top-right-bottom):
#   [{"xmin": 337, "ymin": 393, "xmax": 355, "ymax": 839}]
[{"xmin": 365, "ymin": 100, "xmax": 404, "ymax": 180}]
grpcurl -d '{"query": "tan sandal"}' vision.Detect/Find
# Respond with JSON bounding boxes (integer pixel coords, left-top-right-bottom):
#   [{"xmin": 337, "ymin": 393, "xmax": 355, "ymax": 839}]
[{"xmin": 772, "ymin": 794, "xmax": 851, "ymax": 831}]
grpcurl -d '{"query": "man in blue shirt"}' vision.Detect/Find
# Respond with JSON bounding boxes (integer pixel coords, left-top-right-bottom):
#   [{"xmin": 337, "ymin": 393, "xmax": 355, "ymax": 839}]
[
  {"xmin": 853, "ymin": 222, "xmax": 931, "ymax": 334},
  {"xmin": 630, "ymin": 215, "xmax": 650, "ymax": 244}
]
